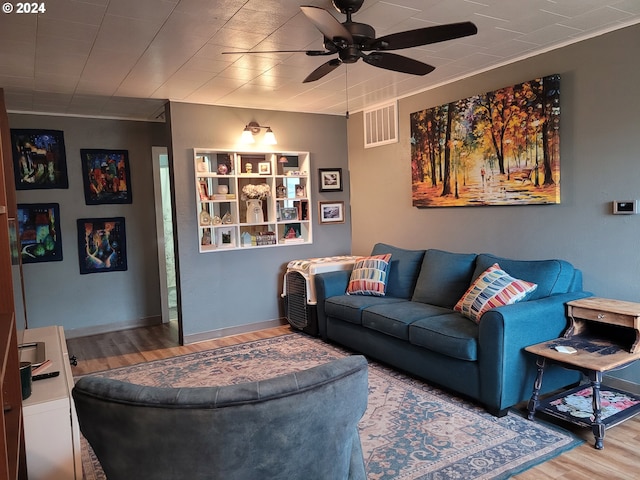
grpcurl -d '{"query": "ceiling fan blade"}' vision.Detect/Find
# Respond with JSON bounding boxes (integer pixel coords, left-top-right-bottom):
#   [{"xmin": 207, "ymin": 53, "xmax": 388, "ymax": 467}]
[
  {"xmin": 303, "ymin": 58, "xmax": 342, "ymax": 83},
  {"xmin": 363, "ymin": 52, "xmax": 435, "ymax": 75},
  {"xmin": 300, "ymin": 6, "xmax": 353, "ymax": 45},
  {"xmin": 222, "ymin": 49, "xmax": 332, "ymax": 56},
  {"xmin": 369, "ymin": 22, "xmax": 477, "ymax": 51}
]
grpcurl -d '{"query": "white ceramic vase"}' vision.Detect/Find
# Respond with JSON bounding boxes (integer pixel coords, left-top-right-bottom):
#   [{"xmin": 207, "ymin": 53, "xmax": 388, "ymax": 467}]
[{"xmin": 246, "ymin": 199, "xmax": 264, "ymax": 223}]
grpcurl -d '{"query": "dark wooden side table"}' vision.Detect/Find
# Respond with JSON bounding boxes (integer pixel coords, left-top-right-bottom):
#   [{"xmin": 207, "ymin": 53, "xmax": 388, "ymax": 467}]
[{"xmin": 525, "ymin": 297, "xmax": 640, "ymax": 449}]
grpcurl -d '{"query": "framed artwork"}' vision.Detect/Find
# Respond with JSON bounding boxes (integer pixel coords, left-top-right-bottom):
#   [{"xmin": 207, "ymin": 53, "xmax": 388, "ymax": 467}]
[
  {"xmin": 16, "ymin": 203, "xmax": 63, "ymax": 263},
  {"xmin": 281, "ymin": 207, "xmax": 298, "ymax": 221},
  {"xmin": 258, "ymin": 162, "xmax": 271, "ymax": 175},
  {"xmin": 410, "ymin": 74, "xmax": 561, "ymax": 207},
  {"xmin": 7, "ymin": 219, "xmax": 19, "ymax": 265},
  {"xmin": 11, "ymin": 129, "xmax": 69, "ymax": 190},
  {"xmin": 80, "ymin": 149, "xmax": 132, "ymax": 204},
  {"xmin": 318, "ymin": 168, "xmax": 343, "ymax": 192},
  {"xmin": 198, "ymin": 180, "xmax": 209, "ymax": 200},
  {"xmin": 318, "ymin": 201, "xmax": 345, "ymax": 224},
  {"xmin": 77, "ymin": 217, "xmax": 127, "ymax": 274},
  {"xmin": 216, "ymin": 227, "xmax": 235, "ymax": 248}
]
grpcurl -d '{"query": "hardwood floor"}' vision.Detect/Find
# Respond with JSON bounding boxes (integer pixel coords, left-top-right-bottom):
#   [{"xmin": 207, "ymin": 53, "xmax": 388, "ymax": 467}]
[{"xmin": 66, "ymin": 323, "xmax": 640, "ymax": 479}]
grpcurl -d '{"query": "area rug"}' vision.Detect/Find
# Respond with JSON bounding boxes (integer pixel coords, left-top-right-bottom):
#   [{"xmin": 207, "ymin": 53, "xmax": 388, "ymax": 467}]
[{"xmin": 79, "ymin": 332, "xmax": 582, "ymax": 480}]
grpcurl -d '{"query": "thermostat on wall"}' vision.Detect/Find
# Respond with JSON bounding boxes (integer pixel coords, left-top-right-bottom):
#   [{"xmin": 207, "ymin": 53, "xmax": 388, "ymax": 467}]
[{"xmin": 613, "ymin": 200, "xmax": 638, "ymax": 215}]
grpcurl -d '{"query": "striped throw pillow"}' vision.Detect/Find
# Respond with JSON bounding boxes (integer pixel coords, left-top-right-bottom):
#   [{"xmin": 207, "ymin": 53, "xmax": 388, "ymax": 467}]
[
  {"xmin": 454, "ymin": 263, "xmax": 537, "ymax": 323},
  {"xmin": 346, "ymin": 254, "xmax": 392, "ymax": 296}
]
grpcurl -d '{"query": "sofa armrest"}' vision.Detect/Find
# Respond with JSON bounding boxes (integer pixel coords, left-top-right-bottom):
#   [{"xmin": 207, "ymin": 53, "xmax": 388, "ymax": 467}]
[
  {"xmin": 478, "ymin": 291, "xmax": 592, "ymax": 412},
  {"xmin": 314, "ymin": 270, "xmax": 351, "ymax": 339}
]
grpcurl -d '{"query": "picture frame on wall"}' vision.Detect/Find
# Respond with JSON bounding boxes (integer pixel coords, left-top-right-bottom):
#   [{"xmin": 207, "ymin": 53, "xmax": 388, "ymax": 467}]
[
  {"xmin": 80, "ymin": 149, "xmax": 132, "ymax": 205},
  {"xmin": 16, "ymin": 203, "xmax": 63, "ymax": 263},
  {"xmin": 77, "ymin": 217, "xmax": 127, "ymax": 274},
  {"xmin": 11, "ymin": 129, "xmax": 69, "ymax": 190},
  {"xmin": 318, "ymin": 201, "xmax": 345, "ymax": 224},
  {"xmin": 410, "ymin": 74, "xmax": 561, "ymax": 207},
  {"xmin": 318, "ymin": 168, "xmax": 343, "ymax": 192}
]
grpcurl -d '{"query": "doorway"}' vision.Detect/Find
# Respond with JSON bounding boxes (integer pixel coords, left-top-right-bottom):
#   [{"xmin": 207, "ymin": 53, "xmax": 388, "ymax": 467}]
[{"xmin": 152, "ymin": 146, "xmax": 180, "ymax": 343}]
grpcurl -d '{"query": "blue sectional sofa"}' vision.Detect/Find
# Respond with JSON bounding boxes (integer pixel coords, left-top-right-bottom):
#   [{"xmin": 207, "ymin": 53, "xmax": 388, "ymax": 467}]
[{"xmin": 314, "ymin": 243, "xmax": 591, "ymax": 416}]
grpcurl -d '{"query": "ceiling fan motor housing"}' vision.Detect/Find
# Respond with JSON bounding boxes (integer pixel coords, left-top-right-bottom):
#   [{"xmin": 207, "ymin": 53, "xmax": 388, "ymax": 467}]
[
  {"xmin": 332, "ymin": 0, "xmax": 365, "ymax": 14},
  {"xmin": 345, "ymin": 22, "xmax": 375, "ymax": 45}
]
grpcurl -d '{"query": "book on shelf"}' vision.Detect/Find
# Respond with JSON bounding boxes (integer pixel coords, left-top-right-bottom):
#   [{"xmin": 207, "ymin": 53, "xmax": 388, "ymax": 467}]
[
  {"xmin": 256, "ymin": 231, "xmax": 277, "ymax": 246},
  {"xmin": 293, "ymin": 200, "xmax": 309, "ymax": 220}
]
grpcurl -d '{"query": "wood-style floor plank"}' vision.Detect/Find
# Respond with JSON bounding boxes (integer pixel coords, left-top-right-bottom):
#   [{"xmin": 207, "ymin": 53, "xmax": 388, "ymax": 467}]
[{"xmin": 66, "ymin": 323, "xmax": 640, "ymax": 479}]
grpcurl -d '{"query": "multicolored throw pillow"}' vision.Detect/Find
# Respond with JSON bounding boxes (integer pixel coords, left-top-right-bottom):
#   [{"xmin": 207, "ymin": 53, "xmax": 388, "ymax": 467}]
[
  {"xmin": 454, "ymin": 263, "xmax": 537, "ymax": 323},
  {"xmin": 346, "ymin": 254, "xmax": 392, "ymax": 296}
]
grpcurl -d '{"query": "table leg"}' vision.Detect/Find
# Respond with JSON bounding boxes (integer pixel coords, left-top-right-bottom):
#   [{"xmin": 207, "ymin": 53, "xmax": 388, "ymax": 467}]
[
  {"xmin": 527, "ymin": 356, "xmax": 546, "ymax": 420},
  {"xmin": 589, "ymin": 370, "xmax": 605, "ymax": 450}
]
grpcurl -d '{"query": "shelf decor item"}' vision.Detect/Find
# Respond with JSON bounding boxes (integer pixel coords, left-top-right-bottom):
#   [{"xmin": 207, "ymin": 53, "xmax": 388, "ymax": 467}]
[
  {"xmin": 246, "ymin": 199, "xmax": 264, "ymax": 224},
  {"xmin": 258, "ymin": 162, "xmax": 271, "ymax": 175},
  {"xmin": 199, "ymin": 210, "xmax": 211, "ymax": 226},
  {"xmin": 241, "ymin": 183, "xmax": 271, "ymax": 201}
]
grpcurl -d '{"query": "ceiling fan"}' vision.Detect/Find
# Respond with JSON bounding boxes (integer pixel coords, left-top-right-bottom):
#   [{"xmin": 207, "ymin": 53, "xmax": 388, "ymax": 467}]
[{"xmin": 223, "ymin": 0, "xmax": 477, "ymax": 83}]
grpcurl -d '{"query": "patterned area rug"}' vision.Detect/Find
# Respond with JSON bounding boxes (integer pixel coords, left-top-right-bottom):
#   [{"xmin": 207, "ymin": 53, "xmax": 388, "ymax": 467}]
[{"xmin": 79, "ymin": 333, "xmax": 581, "ymax": 480}]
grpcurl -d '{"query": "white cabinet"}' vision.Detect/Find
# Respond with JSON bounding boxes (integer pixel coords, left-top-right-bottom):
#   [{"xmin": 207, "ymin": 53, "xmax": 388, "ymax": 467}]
[
  {"xmin": 194, "ymin": 149, "xmax": 312, "ymax": 252},
  {"xmin": 21, "ymin": 326, "xmax": 81, "ymax": 480}
]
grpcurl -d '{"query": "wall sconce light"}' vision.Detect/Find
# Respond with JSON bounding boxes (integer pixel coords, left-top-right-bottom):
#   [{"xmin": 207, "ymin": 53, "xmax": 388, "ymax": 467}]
[{"xmin": 241, "ymin": 121, "xmax": 277, "ymax": 145}]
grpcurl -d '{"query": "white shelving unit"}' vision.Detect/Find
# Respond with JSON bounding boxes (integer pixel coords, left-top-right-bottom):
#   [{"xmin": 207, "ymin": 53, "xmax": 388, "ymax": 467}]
[{"xmin": 194, "ymin": 149, "xmax": 312, "ymax": 252}]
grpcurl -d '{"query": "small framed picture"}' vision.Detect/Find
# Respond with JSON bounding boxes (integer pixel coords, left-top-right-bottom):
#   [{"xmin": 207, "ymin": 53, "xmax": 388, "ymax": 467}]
[
  {"xmin": 198, "ymin": 180, "xmax": 209, "ymax": 200},
  {"xmin": 318, "ymin": 168, "xmax": 343, "ymax": 192},
  {"xmin": 77, "ymin": 217, "xmax": 127, "ymax": 274},
  {"xmin": 11, "ymin": 129, "xmax": 69, "ymax": 190},
  {"xmin": 80, "ymin": 149, "xmax": 132, "ymax": 204},
  {"xmin": 216, "ymin": 227, "xmax": 235, "ymax": 247},
  {"xmin": 281, "ymin": 207, "xmax": 298, "ymax": 221},
  {"xmin": 258, "ymin": 162, "xmax": 271, "ymax": 175},
  {"xmin": 318, "ymin": 201, "xmax": 345, "ymax": 224},
  {"xmin": 17, "ymin": 203, "xmax": 63, "ymax": 263}
]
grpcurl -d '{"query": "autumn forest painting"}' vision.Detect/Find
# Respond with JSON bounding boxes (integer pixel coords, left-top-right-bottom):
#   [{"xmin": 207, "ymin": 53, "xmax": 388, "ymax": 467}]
[{"xmin": 410, "ymin": 74, "xmax": 560, "ymax": 207}]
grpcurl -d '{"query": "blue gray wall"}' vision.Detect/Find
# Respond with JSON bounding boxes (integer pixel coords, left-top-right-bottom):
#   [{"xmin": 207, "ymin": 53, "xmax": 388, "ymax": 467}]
[
  {"xmin": 166, "ymin": 102, "xmax": 350, "ymax": 342},
  {"xmin": 8, "ymin": 114, "xmax": 165, "ymax": 334},
  {"xmin": 347, "ymin": 23, "xmax": 640, "ymax": 383}
]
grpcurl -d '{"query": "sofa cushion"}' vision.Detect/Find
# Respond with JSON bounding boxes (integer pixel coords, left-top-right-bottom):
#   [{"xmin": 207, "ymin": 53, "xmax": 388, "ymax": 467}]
[
  {"xmin": 409, "ymin": 313, "xmax": 479, "ymax": 361},
  {"xmin": 412, "ymin": 249, "xmax": 477, "ymax": 308},
  {"xmin": 325, "ymin": 295, "xmax": 406, "ymax": 325},
  {"xmin": 454, "ymin": 263, "xmax": 538, "ymax": 323},
  {"xmin": 361, "ymin": 302, "xmax": 451, "ymax": 341},
  {"xmin": 473, "ymin": 254, "xmax": 574, "ymax": 300},
  {"xmin": 346, "ymin": 254, "xmax": 392, "ymax": 296},
  {"xmin": 371, "ymin": 243, "xmax": 425, "ymax": 299}
]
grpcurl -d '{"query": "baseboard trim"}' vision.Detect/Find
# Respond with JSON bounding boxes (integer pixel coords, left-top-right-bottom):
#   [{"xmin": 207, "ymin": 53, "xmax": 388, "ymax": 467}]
[
  {"xmin": 603, "ymin": 375, "xmax": 640, "ymax": 395},
  {"xmin": 184, "ymin": 318, "xmax": 288, "ymax": 345},
  {"xmin": 63, "ymin": 316, "xmax": 163, "ymax": 339}
]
